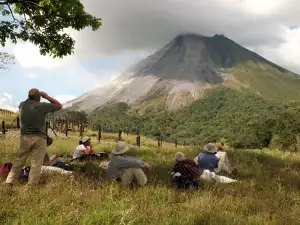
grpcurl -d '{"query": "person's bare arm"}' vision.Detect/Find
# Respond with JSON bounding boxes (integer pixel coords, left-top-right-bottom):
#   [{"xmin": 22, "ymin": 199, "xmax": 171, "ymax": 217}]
[{"xmin": 40, "ymin": 91, "xmax": 62, "ymax": 111}]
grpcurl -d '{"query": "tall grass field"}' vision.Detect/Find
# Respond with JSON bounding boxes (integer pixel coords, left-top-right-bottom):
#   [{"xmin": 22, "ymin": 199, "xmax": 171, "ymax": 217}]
[{"xmin": 1, "ymin": 129, "xmax": 300, "ymax": 225}]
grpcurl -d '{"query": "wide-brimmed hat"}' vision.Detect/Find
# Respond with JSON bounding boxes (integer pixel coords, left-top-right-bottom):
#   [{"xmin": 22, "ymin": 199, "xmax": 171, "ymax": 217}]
[
  {"xmin": 204, "ymin": 143, "xmax": 218, "ymax": 154},
  {"xmin": 112, "ymin": 141, "xmax": 130, "ymax": 155},
  {"xmin": 175, "ymin": 152, "xmax": 185, "ymax": 161},
  {"xmin": 82, "ymin": 136, "xmax": 91, "ymax": 143}
]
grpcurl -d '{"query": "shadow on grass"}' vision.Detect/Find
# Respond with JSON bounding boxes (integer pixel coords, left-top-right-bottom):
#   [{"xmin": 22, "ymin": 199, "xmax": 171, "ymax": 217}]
[{"xmin": 148, "ymin": 164, "xmax": 173, "ymax": 186}]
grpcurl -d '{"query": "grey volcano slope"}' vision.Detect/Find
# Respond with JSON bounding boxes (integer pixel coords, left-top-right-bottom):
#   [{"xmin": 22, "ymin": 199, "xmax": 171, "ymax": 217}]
[{"xmin": 66, "ymin": 34, "xmax": 299, "ymax": 112}]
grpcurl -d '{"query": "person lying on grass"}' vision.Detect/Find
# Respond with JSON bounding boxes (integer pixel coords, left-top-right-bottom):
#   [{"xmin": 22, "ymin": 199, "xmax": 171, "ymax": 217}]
[
  {"xmin": 107, "ymin": 141, "xmax": 151, "ymax": 188},
  {"xmin": 2, "ymin": 153, "xmax": 73, "ymax": 181},
  {"xmin": 196, "ymin": 143, "xmax": 237, "ymax": 183},
  {"xmin": 44, "ymin": 152, "xmax": 73, "ymax": 171},
  {"xmin": 73, "ymin": 137, "xmax": 108, "ymax": 162},
  {"xmin": 41, "ymin": 153, "xmax": 73, "ymax": 176}
]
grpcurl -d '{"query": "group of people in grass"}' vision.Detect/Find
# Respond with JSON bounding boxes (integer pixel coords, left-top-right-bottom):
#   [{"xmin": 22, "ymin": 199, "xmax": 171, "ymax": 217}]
[
  {"xmin": 2, "ymin": 88, "xmax": 238, "ymax": 189},
  {"xmin": 104, "ymin": 140, "xmax": 238, "ymax": 188}
]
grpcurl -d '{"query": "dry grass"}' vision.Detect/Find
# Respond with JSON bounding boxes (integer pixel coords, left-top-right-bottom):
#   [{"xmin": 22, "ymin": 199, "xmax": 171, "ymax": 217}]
[{"xmin": 1, "ymin": 132, "xmax": 300, "ymax": 225}]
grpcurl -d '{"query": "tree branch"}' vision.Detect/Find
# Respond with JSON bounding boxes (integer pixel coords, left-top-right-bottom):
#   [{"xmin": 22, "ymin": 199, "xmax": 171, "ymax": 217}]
[
  {"xmin": 0, "ymin": 0, "xmax": 40, "ymax": 7},
  {"xmin": 7, "ymin": 3, "xmax": 20, "ymax": 22}
]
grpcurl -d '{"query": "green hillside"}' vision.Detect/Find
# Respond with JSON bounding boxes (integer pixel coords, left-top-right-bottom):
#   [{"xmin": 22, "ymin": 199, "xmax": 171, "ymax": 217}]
[
  {"xmin": 78, "ymin": 86, "xmax": 299, "ymax": 150},
  {"xmin": 224, "ymin": 61, "xmax": 300, "ymax": 102}
]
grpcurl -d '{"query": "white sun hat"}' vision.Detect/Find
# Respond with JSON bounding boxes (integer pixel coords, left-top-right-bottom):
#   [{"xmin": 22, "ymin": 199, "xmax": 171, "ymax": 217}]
[
  {"xmin": 112, "ymin": 141, "xmax": 130, "ymax": 155},
  {"xmin": 204, "ymin": 143, "xmax": 218, "ymax": 154},
  {"xmin": 82, "ymin": 136, "xmax": 91, "ymax": 143}
]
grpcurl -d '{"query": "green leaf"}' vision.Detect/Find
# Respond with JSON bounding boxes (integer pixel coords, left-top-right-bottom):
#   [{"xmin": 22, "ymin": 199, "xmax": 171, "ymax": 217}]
[{"xmin": 0, "ymin": 0, "xmax": 102, "ymax": 58}]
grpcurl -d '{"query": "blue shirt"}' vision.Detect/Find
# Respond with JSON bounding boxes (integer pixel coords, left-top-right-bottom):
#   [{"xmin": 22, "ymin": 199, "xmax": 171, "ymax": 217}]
[{"xmin": 198, "ymin": 152, "xmax": 219, "ymax": 172}]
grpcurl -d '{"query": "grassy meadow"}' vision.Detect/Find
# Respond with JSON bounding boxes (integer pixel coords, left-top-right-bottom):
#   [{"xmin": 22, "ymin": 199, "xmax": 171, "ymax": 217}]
[{"xmin": 1, "ymin": 129, "xmax": 300, "ymax": 225}]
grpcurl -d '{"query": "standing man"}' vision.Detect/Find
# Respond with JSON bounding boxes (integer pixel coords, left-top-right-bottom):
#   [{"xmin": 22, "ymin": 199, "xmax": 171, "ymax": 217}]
[{"xmin": 6, "ymin": 88, "xmax": 62, "ymax": 186}]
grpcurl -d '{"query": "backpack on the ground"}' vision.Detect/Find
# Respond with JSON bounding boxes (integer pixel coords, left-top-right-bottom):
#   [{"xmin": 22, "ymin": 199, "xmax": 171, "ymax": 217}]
[{"xmin": 0, "ymin": 162, "xmax": 12, "ymax": 173}]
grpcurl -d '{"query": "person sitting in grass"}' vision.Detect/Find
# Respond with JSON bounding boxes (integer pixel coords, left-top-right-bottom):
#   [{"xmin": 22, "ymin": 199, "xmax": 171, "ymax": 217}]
[
  {"xmin": 194, "ymin": 143, "xmax": 237, "ymax": 175},
  {"xmin": 107, "ymin": 141, "xmax": 150, "ymax": 188},
  {"xmin": 197, "ymin": 143, "xmax": 237, "ymax": 183},
  {"xmin": 73, "ymin": 137, "xmax": 108, "ymax": 162},
  {"xmin": 215, "ymin": 145, "xmax": 237, "ymax": 175},
  {"xmin": 85, "ymin": 142, "xmax": 108, "ymax": 160},
  {"xmin": 73, "ymin": 137, "xmax": 91, "ymax": 162},
  {"xmin": 172, "ymin": 152, "xmax": 202, "ymax": 189}
]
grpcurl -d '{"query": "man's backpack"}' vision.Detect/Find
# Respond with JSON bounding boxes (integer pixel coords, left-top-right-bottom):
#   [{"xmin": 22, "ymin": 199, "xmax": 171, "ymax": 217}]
[{"xmin": 171, "ymin": 172, "xmax": 199, "ymax": 189}]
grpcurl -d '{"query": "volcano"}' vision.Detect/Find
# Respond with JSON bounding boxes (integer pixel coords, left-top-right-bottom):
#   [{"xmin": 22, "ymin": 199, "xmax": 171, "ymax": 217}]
[{"xmin": 65, "ymin": 34, "xmax": 298, "ymax": 112}]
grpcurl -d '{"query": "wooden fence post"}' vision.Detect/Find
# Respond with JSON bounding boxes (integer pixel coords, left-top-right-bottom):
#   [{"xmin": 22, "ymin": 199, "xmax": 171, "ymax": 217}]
[
  {"xmin": 98, "ymin": 126, "xmax": 102, "ymax": 143},
  {"xmin": 1, "ymin": 121, "xmax": 6, "ymax": 135},
  {"xmin": 65, "ymin": 120, "xmax": 69, "ymax": 137},
  {"xmin": 60, "ymin": 121, "xmax": 63, "ymax": 133},
  {"xmin": 136, "ymin": 133, "xmax": 141, "ymax": 147},
  {"xmin": 80, "ymin": 123, "xmax": 83, "ymax": 137},
  {"xmin": 17, "ymin": 116, "xmax": 20, "ymax": 129},
  {"xmin": 175, "ymin": 139, "xmax": 177, "ymax": 148},
  {"xmin": 118, "ymin": 129, "xmax": 122, "ymax": 141}
]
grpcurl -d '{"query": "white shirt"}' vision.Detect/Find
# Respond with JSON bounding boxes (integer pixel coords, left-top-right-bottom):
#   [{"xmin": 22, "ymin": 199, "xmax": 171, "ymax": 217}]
[{"xmin": 73, "ymin": 144, "xmax": 86, "ymax": 159}]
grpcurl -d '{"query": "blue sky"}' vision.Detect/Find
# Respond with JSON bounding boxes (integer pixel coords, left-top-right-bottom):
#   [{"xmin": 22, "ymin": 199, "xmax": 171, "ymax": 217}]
[
  {"xmin": 0, "ymin": 55, "xmax": 121, "ymax": 109},
  {"xmin": 1, "ymin": 0, "xmax": 300, "ymax": 111}
]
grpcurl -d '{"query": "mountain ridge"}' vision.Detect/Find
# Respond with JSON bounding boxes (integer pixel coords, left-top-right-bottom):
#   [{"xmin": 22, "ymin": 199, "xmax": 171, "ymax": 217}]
[{"xmin": 65, "ymin": 33, "xmax": 299, "ymax": 112}]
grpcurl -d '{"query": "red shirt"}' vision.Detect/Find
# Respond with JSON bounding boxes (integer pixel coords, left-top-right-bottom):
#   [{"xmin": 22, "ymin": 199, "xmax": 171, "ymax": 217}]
[{"xmin": 173, "ymin": 159, "xmax": 202, "ymax": 179}]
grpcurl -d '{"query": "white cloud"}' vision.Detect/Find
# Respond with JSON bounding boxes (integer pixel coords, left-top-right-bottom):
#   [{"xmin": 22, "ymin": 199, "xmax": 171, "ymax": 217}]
[
  {"xmin": 2, "ymin": 0, "xmax": 300, "ymax": 76},
  {"xmin": 237, "ymin": 0, "xmax": 286, "ymax": 16},
  {"xmin": 254, "ymin": 27, "xmax": 300, "ymax": 73},
  {"xmin": 54, "ymin": 94, "xmax": 76, "ymax": 104},
  {"xmin": 13, "ymin": 42, "xmax": 75, "ymax": 69},
  {"xmin": 73, "ymin": 0, "xmax": 300, "ymax": 74},
  {"xmin": 24, "ymin": 72, "xmax": 37, "ymax": 79},
  {"xmin": 0, "ymin": 93, "xmax": 18, "ymax": 112},
  {"xmin": 0, "ymin": 92, "xmax": 76, "ymax": 112}
]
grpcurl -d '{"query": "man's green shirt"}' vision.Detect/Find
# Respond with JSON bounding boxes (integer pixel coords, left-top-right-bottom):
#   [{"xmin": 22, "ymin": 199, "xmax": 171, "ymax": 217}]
[{"xmin": 19, "ymin": 100, "xmax": 57, "ymax": 137}]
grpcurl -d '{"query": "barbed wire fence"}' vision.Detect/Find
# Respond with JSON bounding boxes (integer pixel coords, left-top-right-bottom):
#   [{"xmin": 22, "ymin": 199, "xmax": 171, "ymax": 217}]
[{"xmin": 1, "ymin": 116, "xmax": 190, "ymax": 148}]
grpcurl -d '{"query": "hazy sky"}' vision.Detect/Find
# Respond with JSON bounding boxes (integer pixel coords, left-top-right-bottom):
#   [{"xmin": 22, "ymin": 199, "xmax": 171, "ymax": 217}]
[{"xmin": 1, "ymin": 0, "xmax": 300, "ymax": 111}]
